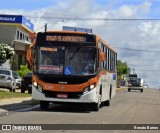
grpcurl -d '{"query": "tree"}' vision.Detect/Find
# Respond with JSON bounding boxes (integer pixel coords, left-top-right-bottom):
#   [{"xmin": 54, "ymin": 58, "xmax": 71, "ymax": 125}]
[
  {"xmin": 117, "ymin": 60, "xmax": 130, "ymax": 80},
  {"xmin": 10, "ymin": 54, "xmax": 19, "ymax": 71},
  {"xmin": 18, "ymin": 64, "xmax": 31, "ymax": 77},
  {"xmin": 0, "ymin": 43, "xmax": 15, "ymax": 66}
]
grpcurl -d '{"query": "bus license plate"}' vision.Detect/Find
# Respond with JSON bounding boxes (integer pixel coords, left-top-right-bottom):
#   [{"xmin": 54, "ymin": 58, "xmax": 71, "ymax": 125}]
[{"xmin": 57, "ymin": 94, "xmax": 68, "ymax": 98}]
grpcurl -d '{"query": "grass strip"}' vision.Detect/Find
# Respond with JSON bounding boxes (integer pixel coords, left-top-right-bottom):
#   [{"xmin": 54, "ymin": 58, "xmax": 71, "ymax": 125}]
[{"xmin": 0, "ymin": 90, "xmax": 31, "ymax": 99}]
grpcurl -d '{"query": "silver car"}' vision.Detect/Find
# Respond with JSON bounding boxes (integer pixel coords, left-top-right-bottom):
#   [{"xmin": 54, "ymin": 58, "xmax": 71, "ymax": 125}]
[
  {"xmin": 13, "ymin": 71, "xmax": 22, "ymax": 88},
  {"xmin": 0, "ymin": 69, "xmax": 16, "ymax": 92}
]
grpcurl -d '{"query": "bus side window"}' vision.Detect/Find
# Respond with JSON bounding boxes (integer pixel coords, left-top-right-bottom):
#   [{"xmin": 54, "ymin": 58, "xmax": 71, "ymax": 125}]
[{"xmin": 108, "ymin": 49, "xmax": 110, "ymax": 71}]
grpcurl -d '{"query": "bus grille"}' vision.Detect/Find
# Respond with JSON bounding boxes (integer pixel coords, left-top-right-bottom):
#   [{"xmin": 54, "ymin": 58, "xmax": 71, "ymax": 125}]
[{"xmin": 43, "ymin": 90, "xmax": 83, "ymax": 99}]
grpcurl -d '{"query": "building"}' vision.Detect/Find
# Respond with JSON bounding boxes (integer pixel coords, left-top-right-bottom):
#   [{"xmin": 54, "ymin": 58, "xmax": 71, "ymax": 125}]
[{"xmin": 0, "ymin": 14, "xmax": 34, "ymax": 70}]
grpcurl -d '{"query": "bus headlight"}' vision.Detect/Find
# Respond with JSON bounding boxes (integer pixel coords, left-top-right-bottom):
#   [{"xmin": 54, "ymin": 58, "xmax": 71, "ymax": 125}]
[
  {"xmin": 33, "ymin": 81, "xmax": 37, "ymax": 87},
  {"xmin": 83, "ymin": 84, "xmax": 95, "ymax": 94},
  {"xmin": 90, "ymin": 84, "xmax": 95, "ymax": 89}
]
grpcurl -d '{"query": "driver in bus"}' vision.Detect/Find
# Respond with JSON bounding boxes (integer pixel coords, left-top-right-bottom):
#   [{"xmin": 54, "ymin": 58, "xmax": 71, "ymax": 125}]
[
  {"xmin": 44, "ymin": 58, "xmax": 52, "ymax": 65},
  {"xmin": 81, "ymin": 53, "xmax": 95, "ymax": 74}
]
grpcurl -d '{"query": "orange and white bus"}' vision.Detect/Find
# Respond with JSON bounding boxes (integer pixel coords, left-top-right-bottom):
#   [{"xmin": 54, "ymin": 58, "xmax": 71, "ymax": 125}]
[{"xmin": 27, "ymin": 30, "xmax": 117, "ymax": 111}]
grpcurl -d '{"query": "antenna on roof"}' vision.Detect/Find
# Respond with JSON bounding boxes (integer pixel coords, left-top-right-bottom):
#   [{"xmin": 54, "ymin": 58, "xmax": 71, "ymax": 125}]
[
  {"xmin": 63, "ymin": 26, "xmax": 92, "ymax": 33},
  {"xmin": 45, "ymin": 23, "xmax": 47, "ymax": 32}
]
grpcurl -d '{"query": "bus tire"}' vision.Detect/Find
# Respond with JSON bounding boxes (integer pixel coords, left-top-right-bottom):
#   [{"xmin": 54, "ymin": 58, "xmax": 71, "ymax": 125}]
[
  {"xmin": 141, "ymin": 89, "xmax": 143, "ymax": 93},
  {"xmin": 40, "ymin": 101, "xmax": 49, "ymax": 110},
  {"xmin": 128, "ymin": 88, "xmax": 130, "ymax": 92},
  {"xmin": 104, "ymin": 87, "xmax": 111, "ymax": 106},
  {"xmin": 104, "ymin": 100, "xmax": 110, "ymax": 106},
  {"xmin": 92, "ymin": 93, "xmax": 101, "ymax": 111}
]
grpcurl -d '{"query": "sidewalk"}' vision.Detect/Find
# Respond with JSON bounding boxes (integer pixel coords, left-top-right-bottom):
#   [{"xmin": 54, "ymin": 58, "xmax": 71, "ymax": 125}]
[
  {"xmin": 0, "ymin": 97, "xmax": 39, "ymax": 114},
  {"xmin": 0, "ymin": 97, "xmax": 32, "ymax": 106}
]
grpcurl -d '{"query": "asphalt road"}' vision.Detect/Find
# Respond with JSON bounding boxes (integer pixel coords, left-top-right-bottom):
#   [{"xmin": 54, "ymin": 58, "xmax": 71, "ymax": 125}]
[{"xmin": 0, "ymin": 88, "xmax": 160, "ymax": 133}]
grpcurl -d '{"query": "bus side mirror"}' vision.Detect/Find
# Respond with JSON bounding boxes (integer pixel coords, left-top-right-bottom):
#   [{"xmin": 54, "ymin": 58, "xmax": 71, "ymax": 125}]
[
  {"xmin": 27, "ymin": 44, "xmax": 35, "ymax": 70},
  {"xmin": 100, "ymin": 52, "xmax": 105, "ymax": 62}
]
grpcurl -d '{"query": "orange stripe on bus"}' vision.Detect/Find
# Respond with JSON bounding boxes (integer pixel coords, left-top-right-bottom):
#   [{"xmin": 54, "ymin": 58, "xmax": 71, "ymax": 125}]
[{"xmin": 32, "ymin": 75, "xmax": 98, "ymax": 92}]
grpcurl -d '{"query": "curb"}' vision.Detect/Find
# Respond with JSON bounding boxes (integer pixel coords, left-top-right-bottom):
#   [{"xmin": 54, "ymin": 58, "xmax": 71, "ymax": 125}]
[{"xmin": 116, "ymin": 87, "xmax": 128, "ymax": 91}]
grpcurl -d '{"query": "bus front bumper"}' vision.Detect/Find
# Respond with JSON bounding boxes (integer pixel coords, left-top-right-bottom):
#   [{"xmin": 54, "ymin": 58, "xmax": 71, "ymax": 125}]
[{"xmin": 32, "ymin": 86, "xmax": 97, "ymax": 103}]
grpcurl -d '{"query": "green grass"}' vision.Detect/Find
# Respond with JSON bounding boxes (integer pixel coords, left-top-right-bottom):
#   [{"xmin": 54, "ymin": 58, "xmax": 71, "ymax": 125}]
[{"xmin": 0, "ymin": 90, "xmax": 31, "ymax": 99}]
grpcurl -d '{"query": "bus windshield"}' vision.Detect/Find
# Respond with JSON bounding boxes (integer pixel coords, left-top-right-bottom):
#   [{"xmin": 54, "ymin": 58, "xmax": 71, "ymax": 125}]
[{"xmin": 37, "ymin": 46, "xmax": 96, "ymax": 76}]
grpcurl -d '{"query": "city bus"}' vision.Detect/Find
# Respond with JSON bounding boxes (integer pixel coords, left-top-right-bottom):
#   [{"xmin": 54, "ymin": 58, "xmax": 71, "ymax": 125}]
[{"xmin": 27, "ymin": 30, "xmax": 117, "ymax": 111}]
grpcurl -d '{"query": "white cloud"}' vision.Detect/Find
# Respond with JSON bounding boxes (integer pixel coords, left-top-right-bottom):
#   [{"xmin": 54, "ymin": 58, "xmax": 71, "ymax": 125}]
[
  {"xmin": 85, "ymin": 11, "xmax": 108, "ymax": 26},
  {"xmin": 119, "ymin": 5, "xmax": 137, "ymax": 17},
  {"xmin": 139, "ymin": 1, "xmax": 152, "ymax": 14},
  {"xmin": 118, "ymin": 1, "xmax": 152, "ymax": 18}
]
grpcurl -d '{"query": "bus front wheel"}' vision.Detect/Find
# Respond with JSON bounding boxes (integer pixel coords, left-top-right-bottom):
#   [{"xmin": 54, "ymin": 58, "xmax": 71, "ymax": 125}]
[
  {"xmin": 104, "ymin": 87, "xmax": 111, "ymax": 106},
  {"xmin": 40, "ymin": 101, "xmax": 49, "ymax": 110},
  {"xmin": 92, "ymin": 94, "xmax": 101, "ymax": 111}
]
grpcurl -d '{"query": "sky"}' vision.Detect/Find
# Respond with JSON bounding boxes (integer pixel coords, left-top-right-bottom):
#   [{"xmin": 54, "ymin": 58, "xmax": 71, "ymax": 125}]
[{"xmin": 0, "ymin": 0, "xmax": 160, "ymax": 88}]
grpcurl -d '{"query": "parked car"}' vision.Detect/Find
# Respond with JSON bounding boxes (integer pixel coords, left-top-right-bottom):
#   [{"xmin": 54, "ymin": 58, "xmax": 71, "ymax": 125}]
[
  {"xmin": 12, "ymin": 71, "xmax": 22, "ymax": 88},
  {"xmin": 0, "ymin": 69, "xmax": 16, "ymax": 92},
  {"xmin": 21, "ymin": 72, "xmax": 32, "ymax": 94}
]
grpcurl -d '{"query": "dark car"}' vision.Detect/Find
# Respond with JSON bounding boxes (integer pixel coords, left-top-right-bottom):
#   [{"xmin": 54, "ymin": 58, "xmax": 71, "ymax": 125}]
[
  {"xmin": 128, "ymin": 78, "xmax": 144, "ymax": 93},
  {"xmin": 21, "ymin": 72, "xmax": 32, "ymax": 93}
]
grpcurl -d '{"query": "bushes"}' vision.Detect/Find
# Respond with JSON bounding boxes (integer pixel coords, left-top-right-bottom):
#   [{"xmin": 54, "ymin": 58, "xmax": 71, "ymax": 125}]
[
  {"xmin": 18, "ymin": 64, "xmax": 31, "ymax": 77},
  {"xmin": 0, "ymin": 43, "xmax": 15, "ymax": 66}
]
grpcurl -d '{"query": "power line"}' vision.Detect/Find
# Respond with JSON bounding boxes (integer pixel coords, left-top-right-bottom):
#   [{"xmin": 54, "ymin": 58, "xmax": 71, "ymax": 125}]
[
  {"xmin": 138, "ymin": 71, "xmax": 160, "ymax": 72},
  {"xmin": 47, "ymin": 21, "xmax": 61, "ymax": 29},
  {"xmin": 124, "ymin": 60, "xmax": 160, "ymax": 62},
  {"xmin": 122, "ymin": 59, "xmax": 160, "ymax": 61},
  {"xmin": 25, "ymin": 16, "xmax": 160, "ymax": 21},
  {"xmin": 135, "ymin": 70, "xmax": 160, "ymax": 71},
  {"xmin": 128, "ymin": 64, "xmax": 160, "ymax": 67},
  {"xmin": 116, "ymin": 47, "xmax": 160, "ymax": 53},
  {"xmin": 35, "ymin": 24, "xmax": 46, "ymax": 32},
  {"xmin": 34, "ymin": 20, "xmax": 64, "ymax": 31}
]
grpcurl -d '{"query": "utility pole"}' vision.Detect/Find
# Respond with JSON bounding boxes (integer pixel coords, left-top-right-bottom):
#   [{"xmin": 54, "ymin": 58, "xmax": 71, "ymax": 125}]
[
  {"xmin": 133, "ymin": 68, "xmax": 135, "ymax": 74},
  {"xmin": 45, "ymin": 23, "xmax": 47, "ymax": 32}
]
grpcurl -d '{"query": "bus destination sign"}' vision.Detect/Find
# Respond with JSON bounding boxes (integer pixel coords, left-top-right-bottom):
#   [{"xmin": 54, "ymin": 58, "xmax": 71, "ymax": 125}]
[{"xmin": 46, "ymin": 35, "xmax": 86, "ymax": 42}]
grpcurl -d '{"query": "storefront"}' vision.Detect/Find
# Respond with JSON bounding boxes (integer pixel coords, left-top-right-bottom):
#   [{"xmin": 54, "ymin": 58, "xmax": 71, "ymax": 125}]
[{"xmin": 0, "ymin": 14, "xmax": 34, "ymax": 70}]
